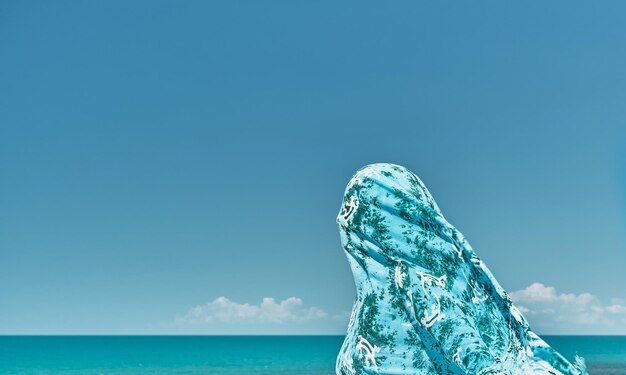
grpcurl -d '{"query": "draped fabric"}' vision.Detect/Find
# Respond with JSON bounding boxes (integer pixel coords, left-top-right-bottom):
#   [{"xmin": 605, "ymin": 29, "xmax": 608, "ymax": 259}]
[{"xmin": 336, "ymin": 164, "xmax": 586, "ymax": 375}]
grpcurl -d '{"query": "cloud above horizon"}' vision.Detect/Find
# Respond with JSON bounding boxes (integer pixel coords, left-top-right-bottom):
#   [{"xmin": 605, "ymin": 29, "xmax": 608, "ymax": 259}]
[
  {"xmin": 510, "ymin": 282, "xmax": 626, "ymax": 334},
  {"xmin": 172, "ymin": 286, "xmax": 626, "ymax": 335},
  {"xmin": 175, "ymin": 296, "xmax": 335, "ymax": 326}
]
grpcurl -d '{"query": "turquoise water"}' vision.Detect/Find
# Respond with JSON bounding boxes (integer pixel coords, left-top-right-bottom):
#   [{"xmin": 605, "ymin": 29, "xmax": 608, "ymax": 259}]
[{"xmin": 0, "ymin": 336, "xmax": 624, "ymax": 374}]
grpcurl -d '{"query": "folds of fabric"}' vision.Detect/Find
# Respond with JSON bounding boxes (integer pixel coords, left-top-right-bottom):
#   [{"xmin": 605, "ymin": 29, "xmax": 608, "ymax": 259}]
[{"xmin": 336, "ymin": 163, "xmax": 586, "ymax": 375}]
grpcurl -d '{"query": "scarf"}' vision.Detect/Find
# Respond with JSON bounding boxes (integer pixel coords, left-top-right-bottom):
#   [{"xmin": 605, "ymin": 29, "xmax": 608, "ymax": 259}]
[{"xmin": 336, "ymin": 163, "xmax": 586, "ymax": 375}]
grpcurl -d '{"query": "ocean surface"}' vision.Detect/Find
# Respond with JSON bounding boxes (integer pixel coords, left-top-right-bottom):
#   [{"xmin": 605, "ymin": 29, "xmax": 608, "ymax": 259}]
[{"xmin": 0, "ymin": 336, "xmax": 624, "ymax": 374}]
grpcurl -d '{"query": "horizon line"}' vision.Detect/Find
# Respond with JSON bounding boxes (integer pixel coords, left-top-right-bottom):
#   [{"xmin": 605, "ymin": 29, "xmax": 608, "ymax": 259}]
[{"xmin": 2, "ymin": 333, "xmax": 625, "ymax": 337}]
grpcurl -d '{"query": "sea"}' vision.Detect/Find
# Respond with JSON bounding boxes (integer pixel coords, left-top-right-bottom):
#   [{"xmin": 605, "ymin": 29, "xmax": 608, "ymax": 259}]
[{"xmin": 0, "ymin": 336, "xmax": 624, "ymax": 374}]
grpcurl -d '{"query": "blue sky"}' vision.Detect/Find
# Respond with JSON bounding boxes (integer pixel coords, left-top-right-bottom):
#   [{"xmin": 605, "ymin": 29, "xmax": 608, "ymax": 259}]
[{"xmin": 1, "ymin": 1, "xmax": 625, "ymax": 335}]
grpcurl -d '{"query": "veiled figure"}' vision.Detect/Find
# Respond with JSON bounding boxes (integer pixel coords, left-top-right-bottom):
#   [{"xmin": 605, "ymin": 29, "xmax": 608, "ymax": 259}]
[{"xmin": 336, "ymin": 163, "xmax": 586, "ymax": 375}]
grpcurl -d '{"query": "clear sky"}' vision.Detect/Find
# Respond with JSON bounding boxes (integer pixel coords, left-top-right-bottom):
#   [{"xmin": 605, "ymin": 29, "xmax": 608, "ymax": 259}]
[{"xmin": 1, "ymin": 1, "xmax": 625, "ymax": 335}]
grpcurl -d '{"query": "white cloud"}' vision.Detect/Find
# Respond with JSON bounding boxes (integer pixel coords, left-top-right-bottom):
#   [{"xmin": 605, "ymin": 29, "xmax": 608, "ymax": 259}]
[
  {"xmin": 175, "ymin": 296, "xmax": 330, "ymax": 325},
  {"xmin": 510, "ymin": 282, "xmax": 626, "ymax": 334},
  {"xmin": 606, "ymin": 304, "xmax": 626, "ymax": 314},
  {"xmin": 510, "ymin": 283, "xmax": 594, "ymax": 305}
]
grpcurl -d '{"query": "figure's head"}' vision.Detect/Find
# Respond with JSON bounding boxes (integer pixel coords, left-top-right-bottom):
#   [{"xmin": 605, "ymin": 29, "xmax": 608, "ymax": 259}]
[
  {"xmin": 338, "ymin": 163, "xmax": 442, "ymax": 228},
  {"xmin": 337, "ymin": 163, "xmax": 450, "ymax": 266}
]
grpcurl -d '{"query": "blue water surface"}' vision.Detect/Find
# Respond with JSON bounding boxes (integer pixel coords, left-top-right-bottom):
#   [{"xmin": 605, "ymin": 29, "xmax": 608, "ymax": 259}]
[{"xmin": 0, "ymin": 336, "xmax": 623, "ymax": 374}]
